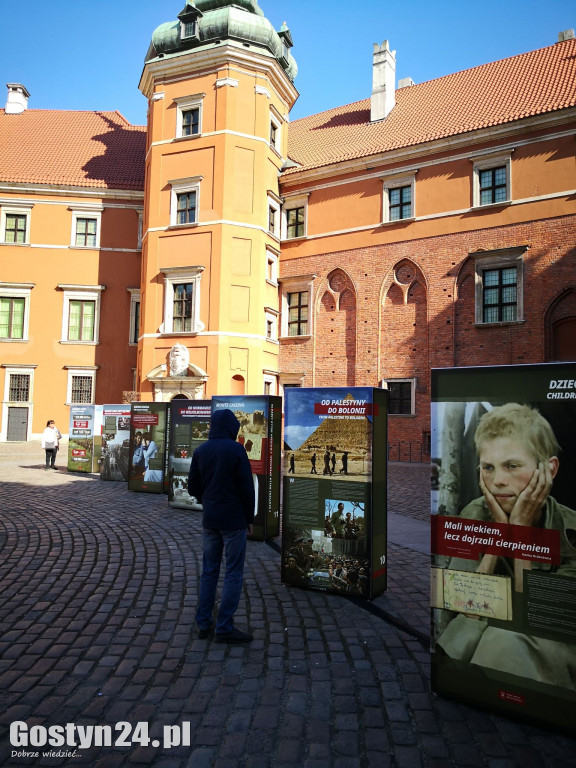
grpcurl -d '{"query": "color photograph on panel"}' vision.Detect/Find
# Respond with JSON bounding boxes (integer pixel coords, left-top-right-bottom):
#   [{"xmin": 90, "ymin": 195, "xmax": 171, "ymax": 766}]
[
  {"xmin": 100, "ymin": 405, "xmax": 132, "ymax": 481},
  {"xmin": 431, "ymin": 364, "xmax": 576, "ymax": 734},
  {"xmin": 211, "ymin": 396, "xmax": 281, "ymax": 540},
  {"xmin": 282, "ymin": 387, "xmax": 387, "ymax": 599},
  {"xmin": 167, "ymin": 400, "xmax": 211, "ymax": 509},
  {"xmin": 67, "ymin": 405, "xmax": 96, "ymax": 473},
  {"xmin": 128, "ymin": 402, "xmax": 167, "ymax": 494}
]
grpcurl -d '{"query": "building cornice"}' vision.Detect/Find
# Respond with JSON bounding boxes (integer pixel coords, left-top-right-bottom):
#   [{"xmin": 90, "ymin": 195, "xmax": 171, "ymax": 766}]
[
  {"xmin": 139, "ymin": 42, "xmax": 298, "ymax": 108},
  {"xmin": 0, "ymin": 182, "xmax": 144, "ymax": 201},
  {"xmin": 281, "ymin": 108, "xmax": 576, "ymax": 190}
]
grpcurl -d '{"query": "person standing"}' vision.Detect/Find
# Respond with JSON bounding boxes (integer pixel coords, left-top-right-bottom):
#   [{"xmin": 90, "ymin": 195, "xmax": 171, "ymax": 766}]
[
  {"xmin": 310, "ymin": 453, "xmax": 318, "ymax": 474},
  {"xmin": 41, "ymin": 420, "xmax": 61, "ymax": 469},
  {"xmin": 142, "ymin": 432, "xmax": 162, "ymax": 482},
  {"xmin": 188, "ymin": 409, "xmax": 255, "ymax": 643}
]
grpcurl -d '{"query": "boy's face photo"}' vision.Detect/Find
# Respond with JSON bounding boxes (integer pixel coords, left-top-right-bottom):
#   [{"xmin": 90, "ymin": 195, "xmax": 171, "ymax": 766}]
[{"xmin": 478, "ymin": 436, "xmax": 558, "ymax": 515}]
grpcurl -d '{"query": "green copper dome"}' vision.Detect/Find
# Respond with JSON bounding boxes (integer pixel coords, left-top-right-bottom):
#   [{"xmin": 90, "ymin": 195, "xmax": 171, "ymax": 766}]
[
  {"xmin": 195, "ymin": 0, "xmax": 264, "ymax": 14},
  {"xmin": 146, "ymin": 1, "xmax": 297, "ymax": 82}
]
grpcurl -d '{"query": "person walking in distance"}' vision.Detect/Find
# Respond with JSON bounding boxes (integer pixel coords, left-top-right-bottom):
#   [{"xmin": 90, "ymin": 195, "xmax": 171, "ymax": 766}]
[
  {"xmin": 188, "ymin": 409, "xmax": 255, "ymax": 643},
  {"xmin": 41, "ymin": 420, "xmax": 61, "ymax": 469}
]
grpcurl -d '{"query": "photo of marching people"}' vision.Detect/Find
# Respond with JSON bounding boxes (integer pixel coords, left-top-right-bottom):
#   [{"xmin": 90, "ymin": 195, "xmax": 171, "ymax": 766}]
[
  {"xmin": 283, "ymin": 387, "xmax": 373, "ymax": 482},
  {"xmin": 282, "ymin": 500, "xmax": 369, "ymax": 597},
  {"xmin": 100, "ymin": 409, "xmax": 131, "ymax": 481}
]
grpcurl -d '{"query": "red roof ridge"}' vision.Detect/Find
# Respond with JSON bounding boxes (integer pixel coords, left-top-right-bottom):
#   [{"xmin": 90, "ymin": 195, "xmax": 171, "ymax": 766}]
[
  {"xmin": 0, "ymin": 107, "xmax": 145, "ymax": 129},
  {"xmin": 286, "ymin": 38, "xmax": 576, "ymax": 173},
  {"xmin": 292, "ymin": 39, "xmax": 576, "ymax": 125}
]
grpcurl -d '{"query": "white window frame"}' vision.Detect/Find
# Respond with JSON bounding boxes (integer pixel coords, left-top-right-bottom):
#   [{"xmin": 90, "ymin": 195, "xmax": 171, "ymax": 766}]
[
  {"xmin": 66, "ymin": 367, "xmax": 97, "ymax": 405},
  {"xmin": 70, "ymin": 206, "xmax": 103, "ymax": 249},
  {"xmin": 279, "ymin": 274, "xmax": 316, "ymax": 339},
  {"xmin": 159, "ymin": 266, "xmax": 205, "ymax": 336},
  {"xmin": 169, "ymin": 176, "xmax": 202, "ymax": 227},
  {"xmin": 267, "ymin": 193, "xmax": 281, "ymax": 240},
  {"xmin": 265, "ymin": 308, "xmax": 279, "ymax": 343},
  {"xmin": 471, "ymin": 152, "xmax": 512, "ymax": 208},
  {"xmin": 128, "ymin": 288, "xmax": 141, "ymax": 346},
  {"xmin": 382, "ymin": 378, "xmax": 416, "ymax": 416},
  {"xmin": 59, "ymin": 284, "xmax": 105, "ymax": 345},
  {"xmin": 266, "ymin": 245, "xmax": 279, "ymax": 286},
  {"xmin": 0, "ymin": 282, "xmax": 33, "ymax": 341},
  {"xmin": 269, "ymin": 109, "xmax": 282, "ymax": 155},
  {"xmin": 382, "ymin": 174, "xmax": 416, "ymax": 224},
  {"xmin": 282, "ymin": 194, "xmax": 309, "ymax": 240},
  {"xmin": 1, "ymin": 203, "xmax": 33, "ymax": 245},
  {"xmin": 3, "ymin": 366, "xmax": 34, "ymax": 404},
  {"xmin": 174, "ymin": 94, "xmax": 204, "ymax": 139},
  {"xmin": 263, "ymin": 372, "xmax": 278, "ymax": 396},
  {"xmin": 474, "ymin": 248, "xmax": 525, "ymax": 325},
  {"xmin": 180, "ymin": 17, "xmax": 199, "ymax": 40}
]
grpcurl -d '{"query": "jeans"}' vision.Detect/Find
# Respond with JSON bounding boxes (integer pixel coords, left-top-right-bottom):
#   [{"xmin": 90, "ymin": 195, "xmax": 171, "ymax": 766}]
[
  {"xmin": 195, "ymin": 527, "xmax": 247, "ymax": 634},
  {"xmin": 45, "ymin": 448, "xmax": 58, "ymax": 467}
]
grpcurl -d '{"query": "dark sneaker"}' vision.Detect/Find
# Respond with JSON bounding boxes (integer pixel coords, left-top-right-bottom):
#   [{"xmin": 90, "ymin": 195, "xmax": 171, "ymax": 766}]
[
  {"xmin": 197, "ymin": 625, "xmax": 212, "ymax": 639},
  {"xmin": 214, "ymin": 628, "xmax": 253, "ymax": 644}
]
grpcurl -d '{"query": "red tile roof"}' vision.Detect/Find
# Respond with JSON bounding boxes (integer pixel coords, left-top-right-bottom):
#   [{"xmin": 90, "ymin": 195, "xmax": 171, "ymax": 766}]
[
  {"xmin": 0, "ymin": 110, "xmax": 146, "ymax": 191},
  {"xmin": 286, "ymin": 39, "xmax": 576, "ymax": 174}
]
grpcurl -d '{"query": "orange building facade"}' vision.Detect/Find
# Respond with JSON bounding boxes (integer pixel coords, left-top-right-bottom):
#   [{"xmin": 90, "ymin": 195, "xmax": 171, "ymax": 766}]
[{"xmin": 0, "ymin": 1, "xmax": 575, "ymax": 453}]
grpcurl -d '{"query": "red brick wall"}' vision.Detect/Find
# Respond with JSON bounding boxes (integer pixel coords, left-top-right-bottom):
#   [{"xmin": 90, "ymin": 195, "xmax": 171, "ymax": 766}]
[{"xmin": 279, "ymin": 214, "xmax": 576, "ymax": 452}]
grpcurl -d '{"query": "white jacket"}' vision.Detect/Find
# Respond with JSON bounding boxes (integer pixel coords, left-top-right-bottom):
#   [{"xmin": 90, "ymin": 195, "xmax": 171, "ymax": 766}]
[{"xmin": 41, "ymin": 426, "xmax": 61, "ymax": 449}]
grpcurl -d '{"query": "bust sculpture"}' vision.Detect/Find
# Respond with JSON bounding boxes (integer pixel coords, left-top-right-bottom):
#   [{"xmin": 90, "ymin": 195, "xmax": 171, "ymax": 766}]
[{"xmin": 169, "ymin": 344, "xmax": 189, "ymax": 377}]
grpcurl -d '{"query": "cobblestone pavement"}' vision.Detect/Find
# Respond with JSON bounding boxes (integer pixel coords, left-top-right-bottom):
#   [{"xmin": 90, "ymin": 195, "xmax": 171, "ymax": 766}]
[{"xmin": 1, "ymin": 443, "xmax": 575, "ymax": 767}]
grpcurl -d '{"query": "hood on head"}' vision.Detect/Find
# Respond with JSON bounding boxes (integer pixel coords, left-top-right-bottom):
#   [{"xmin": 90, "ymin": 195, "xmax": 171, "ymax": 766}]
[{"xmin": 209, "ymin": 408, "xmax": 240, "ymax": 440}]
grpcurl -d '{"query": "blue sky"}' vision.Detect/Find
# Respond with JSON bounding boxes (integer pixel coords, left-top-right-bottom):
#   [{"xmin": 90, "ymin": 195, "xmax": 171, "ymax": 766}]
[
  {"xmin": 284, "ymin": 387, "xmax": 373, "ymax": 449},
  {"xmin": 0, "ymin": 0, "xmax": 573, "ymax": 126}
]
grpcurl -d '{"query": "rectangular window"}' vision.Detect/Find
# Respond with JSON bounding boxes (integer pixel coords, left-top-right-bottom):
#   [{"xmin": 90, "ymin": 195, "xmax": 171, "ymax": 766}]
[
  {"xmin": 0, "ymin": 297, "xmax": 25, "ymax": 339},
  {"xmin": 389, "ymin": 186, "xmax": 412, "ymax": 221},
  {"xmin": 9, "ymin": 373, "xmax": 30, "ymax": 402},
  {"xmin": 482, "ymin": 267, "xmax": 517, "ymax": 323},
  {"xmin": 479, "ymin": 166, "xmax": 507, "ymax": 205},
  {"xmin": 68, "ymin": 300, "xmax": 95, "ymax": 341},
  {"xmin": 270, "ymin": 122, "xmax": 278, "ymax": 149},
  {"xmin": 177, "ymin": 191, "xmax": 197, "ymax": 225},
  {"xmin": 71, "ymin": 375, "xmax": 93, "ymax": 404},
  {"xmin": 5, "ymin": 214, "xmax": 27, "ymax": 244},
  {"xmin": 173, "ymin": 283, "xmax": 193, "ymax": 332},
  {"xmin": 287, "ymin": 291, "xmax": 309, "ymax": 336},
  {"xmin": 175, "ymin": 94, "xmax": 204, "ymax": 139},
  {"xmin": 387, "ymin": 381, "xmax": 413, "ymax": 415},
  {"xmin": 183, "ymin": 20, "xmax": 197, "ymax": 38},
  {"xmin": 75, "ymin": 217, "xmax": 97, "ymax": 247},
  {"xmin": 265, "ymin": 311, "xmax": 278, "ymax": 341},
  {"xmin": 268, "ymin": 205, "xmax": 276, "ymax": 233},
  {"xmin": 132, "ymin": 300, "xmax": 140, "ymax": 344},
  {"xmin": 286, "ymin": 207, "xmax": 305, "ymax": 238},
  {"xmin": 182, "ymin": 108, "xmax": 199, "ymax": 137},
  {"xmin": 161, "ymin": 267, "xmax": 203, "ymax": 335}
]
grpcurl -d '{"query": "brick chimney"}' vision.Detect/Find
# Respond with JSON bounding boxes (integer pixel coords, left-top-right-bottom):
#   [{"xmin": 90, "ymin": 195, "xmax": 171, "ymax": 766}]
[
  {"xmin": 371, "ymin": 41, "xmax": 396, "ymax": 122},
  {"xmin": 5, "ymin": 84, "xmax": 30, "ymax": 114}
]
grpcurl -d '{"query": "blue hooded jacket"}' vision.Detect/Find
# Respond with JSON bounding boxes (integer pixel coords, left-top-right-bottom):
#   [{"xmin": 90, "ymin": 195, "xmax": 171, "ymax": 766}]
[{"xmin": 187, "ymin": 408, "xmax": 255, "ymax": 530}]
